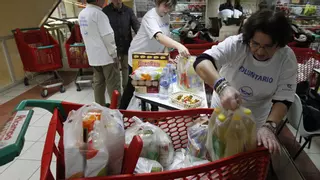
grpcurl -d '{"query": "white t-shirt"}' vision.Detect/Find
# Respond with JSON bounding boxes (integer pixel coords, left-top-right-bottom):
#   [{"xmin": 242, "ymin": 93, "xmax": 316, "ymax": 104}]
[
  {"xmin": 128, "ymin": 8, "xmax": 170, "ymax": 67},
  {"xmin": 78, "ymin": 4, "xmax": 114, "ymax": 66},
  {"xmin": 204, "ymin": 34, "xmax": 298, "ymax": 128}
]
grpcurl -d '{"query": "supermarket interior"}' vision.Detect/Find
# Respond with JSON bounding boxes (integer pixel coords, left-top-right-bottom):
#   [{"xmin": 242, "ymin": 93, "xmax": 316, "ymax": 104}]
[{"xmin": 1, "ymin": 0, "xmax": 320, "ymax": 179}]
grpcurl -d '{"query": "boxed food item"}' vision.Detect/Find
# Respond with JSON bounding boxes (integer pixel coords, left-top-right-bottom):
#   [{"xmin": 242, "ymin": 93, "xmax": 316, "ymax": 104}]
[
  {"xmin": 131, "ymin": 53, "xmax": 169, "ymax": 94},
  {"xmin": 177, "ymin": 56, "xmax": 203, "ymax": 92},
  {"xmin": 64, "ymin": 103, "xmax": 125, "ymax": 178}
]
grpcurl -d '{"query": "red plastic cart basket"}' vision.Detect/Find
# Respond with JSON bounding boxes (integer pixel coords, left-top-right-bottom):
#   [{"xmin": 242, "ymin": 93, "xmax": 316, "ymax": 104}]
[
  {"xmin": 65, "ymin": 24, "xmax": 92, "ymax": 91},
  {"xmin": 13, "ymin": 27, "xmax": 63, "ymax": 73},
  {"xmin": 65, "ymin": 24, "xmax": 89, "ymax": 69},
  {"xmin": 291, "ymin": 47, "xmax": 320, "ymax": 86},
  {"xmin": 12, "ymin": 27, "xmax": 65, "ymax": 97},
  {"xmin": 15, "ymin": 96, "xmax": 270, "ymax": 180}
]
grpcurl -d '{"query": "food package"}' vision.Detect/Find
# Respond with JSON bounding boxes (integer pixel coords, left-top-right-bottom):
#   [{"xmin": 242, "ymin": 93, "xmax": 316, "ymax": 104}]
[
  {"xmin": 131, "ymin": 53, "xmax": 169, "ymax": 94},
  {"xmin": 206, "ymin": 107, "xmax": 256, "ymax": 161},
  {"xmin": 166, "ymin": 149, "xmax": 210, "ymax": 170},
  {"xmin": 131, "ymin": 52, "xmax": 169, "ymax": 71},
  {"xmin": 134, "ymin": 157, "xmax": 163, "ymax": 174},
  {"xmin": 64, "ymin": 103, "xmax": 125, "ymax": 178},
  {"xmin": 177, "ymin": 56, "xmax": 203, "ymax": 92},
  {"xmin": 170, "ymin": 92, "xmax": 203, "ymax": 109},
  {"xmin": 125, "ymin": 116, "xmax": 174, "ymax": 167},
  {"xmin": 187, "ymin": 122, "xmax": 208, "ymax": 159},
  {"xmin": 131, "ymin": 67, "xmax": 163, "ymax": 81}
]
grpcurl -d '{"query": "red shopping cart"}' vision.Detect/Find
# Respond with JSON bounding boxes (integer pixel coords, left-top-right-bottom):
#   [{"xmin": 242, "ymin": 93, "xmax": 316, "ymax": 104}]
[
  {"xmin": 13, "ymin": 27, "xmax": 65, "ymax": 97},
  {"xmin": 65, "ymin": 24, "xmax": 92, "ymax": 92},
  {"xmin": 291, "ymin": 47, "xmax": 320, "ymax": 87},
  {"xmin": 14, "ymin": 92, "xmax": 271, "ymax": 180}
]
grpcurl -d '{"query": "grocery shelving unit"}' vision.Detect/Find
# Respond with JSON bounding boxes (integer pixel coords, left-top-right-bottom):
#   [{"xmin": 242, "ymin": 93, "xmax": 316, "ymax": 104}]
[
  {"xmin": 170, "ymin": 0, "xmax": 207, "ymax": 29},
  {"xmin": 276, "ymin": 2, "xmax": 320, "ymax": 29}
]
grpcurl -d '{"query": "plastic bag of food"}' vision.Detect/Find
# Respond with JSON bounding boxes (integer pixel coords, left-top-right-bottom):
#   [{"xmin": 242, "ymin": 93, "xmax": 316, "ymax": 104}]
[
  {"xmin": 134, "ymin": 157, "xmax": 163, "ymax": 174},
  {"xmin": 125, "ymin": 116, "xmax": 174, "ymax": 167},
  {"xmin": 177, "ymin": 56, "xmax": 203, "ymax": 92},
  {"xmin": 206, "ymin": 106, "xmax": 256, "ymax": 161},
  {"xmin": 187, "ymin": 122, "xmax": 208, "ymax": 159},
  {"xmin": 64, "ymin": 103, "xmax": 125, "ymax": 178},
  {"xmin": 130, "ymin": 66, "xmax": 163, "ymax": 81},
  {"xmin": 166, "ymin": 149, "xmax": 210, "ymax": 170}
]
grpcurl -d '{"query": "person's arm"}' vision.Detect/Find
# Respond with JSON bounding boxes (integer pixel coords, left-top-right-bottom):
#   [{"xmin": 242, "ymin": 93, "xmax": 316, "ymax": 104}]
[
  {"xmin": 155, "ymin": 33, "xmax": 185, "ymax": 52},
  {"xmin": 129, "ymin": 8, "xmax": 140, "ymax": 34},
  {"xmin": 193, "ymin": 36, "xmax": 242, "ymax": 110},
  {"xmin": 96, "ymin": 12, "xmax": 117, "ymax": 58},
  {"xmin": 143, "ymin": 15, "xmax": 189, "ymax": 56},
  {"xmin": 257, "ymin": 51, "xmax": 298, "ymax": 154}
]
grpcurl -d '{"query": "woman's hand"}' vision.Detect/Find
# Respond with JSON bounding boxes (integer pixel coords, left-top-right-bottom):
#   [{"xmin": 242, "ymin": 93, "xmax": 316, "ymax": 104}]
[
  {"xmin": 219, "ymin": 86, "xmax": 242, "ymax": 110},
  {"xmin": 177, "ymin": 44, "xmax": 190, "ymax": 57},
  {"xmin": 257, "ymin": 127, "xmax": 281, "ymax": 154}
]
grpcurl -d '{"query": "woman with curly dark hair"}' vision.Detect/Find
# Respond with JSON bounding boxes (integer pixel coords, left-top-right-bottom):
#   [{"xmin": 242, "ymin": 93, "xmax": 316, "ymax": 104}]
[{"xmin": 194, "ymin": 9, "xmax": 297, "ymax": 154}]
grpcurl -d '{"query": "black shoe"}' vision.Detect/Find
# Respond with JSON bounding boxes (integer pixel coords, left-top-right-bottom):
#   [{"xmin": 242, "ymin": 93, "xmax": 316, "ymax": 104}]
[{"xmin": 105, "ymin": 103, "xmax": 110, "ymax": 108}]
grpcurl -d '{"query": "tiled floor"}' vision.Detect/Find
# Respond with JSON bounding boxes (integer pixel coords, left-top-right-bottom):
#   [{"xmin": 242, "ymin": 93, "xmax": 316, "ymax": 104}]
[
  {"xmin": 0, "ymin": 76, "xmax": 111, "ymax": 179},
  {"xmin": 0, "ymin": 75, "xmax": 320, "ymax": 179}
]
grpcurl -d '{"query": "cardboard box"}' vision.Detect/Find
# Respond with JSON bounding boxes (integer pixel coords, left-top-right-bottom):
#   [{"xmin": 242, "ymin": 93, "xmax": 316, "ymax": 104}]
[
  {"xmin": 132, "ymin": 52, "xmax": 168, "ymax": 94},
  {"xmin": 132, "ymin": 52, "xmax": 169, "ymax": 71},
  {"xmin": 132, "ymin": 80, "xmax": 159, "ymax": 94}
]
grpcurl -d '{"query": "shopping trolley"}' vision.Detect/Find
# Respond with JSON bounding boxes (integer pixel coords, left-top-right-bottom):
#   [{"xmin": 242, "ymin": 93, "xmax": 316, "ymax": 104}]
[
  {"xmin": 291, "ymin": 47, "xmax": 320, "ymax": 87},
  {"xmin": 65, "ymin": 24, "xmax": 92, "ymax": 92},
  {"xmin": 13, "ymin": 27, "xmax": 65, "ymax": 97},
  {"xmin": 13, "ymin": 91, "xmax": 271, "ymax": 180}
]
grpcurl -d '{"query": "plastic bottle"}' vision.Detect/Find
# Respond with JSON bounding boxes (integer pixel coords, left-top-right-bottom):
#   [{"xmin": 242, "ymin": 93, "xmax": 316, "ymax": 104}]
[
  {"xmin": 158, "ymin": 67, "xmax": 171, "ymax": 99},
  {"xmin": 211, "ymin": 113, "xmax": 227, "ymax": 160},
  {"xmin": 224, "ymin": 113, "xmax": 247, "ymax": 158},
  {"xmin": 166, "ymin": 64, "xmax": 174, "ymax": 94},
  {"xmin": 242, "ymin": 108, "xmax": 257, "ymax": 150}
]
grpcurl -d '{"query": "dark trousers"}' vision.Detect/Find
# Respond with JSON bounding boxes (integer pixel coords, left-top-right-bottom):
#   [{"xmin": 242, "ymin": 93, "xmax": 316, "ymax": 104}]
[
  {"xmin": 119, "ymin": 66, "xmax": 158, "ymax": 111},
  {"xmin": 119, "ymin": 66, "xmax": 134, "ymax": 109}
]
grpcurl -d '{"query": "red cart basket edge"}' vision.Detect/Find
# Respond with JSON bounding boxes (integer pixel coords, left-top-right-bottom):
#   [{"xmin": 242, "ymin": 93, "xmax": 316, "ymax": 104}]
[{"xmin": 15, "ymin": 92, "xmax": 270, "ymax": 180}]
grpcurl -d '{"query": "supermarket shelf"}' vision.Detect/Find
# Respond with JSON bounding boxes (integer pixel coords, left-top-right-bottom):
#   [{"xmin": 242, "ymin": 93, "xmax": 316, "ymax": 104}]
[
  {"xmin": 290, "ymin": 14, "xmax": 319, "ymax": 19},
  {"xmin": 170, "ymin": 21, "xmax": 205, "ymax": 24},
  {"xmin": 177, "ymin": 2, "xmax": 206, "ymax": 5},
  {"xmin": 171, "ymin": 11, "xmax": 204, "ymax": 15},
  {"xmin": 296, "ymin": 24, "xmax": 320, "ymax": 28}
]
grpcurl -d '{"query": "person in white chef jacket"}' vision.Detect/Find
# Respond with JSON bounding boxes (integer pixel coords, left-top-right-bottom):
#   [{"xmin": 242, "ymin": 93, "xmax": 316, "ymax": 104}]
[
  {"xmin": 119, "ymin": 0, "xmax": 190, "ymax": 109},
  {"xmin": 78, "ymin": 0, "xmax": 121, "ymax": 107},
  {"xmin": 194, "ymin": 9, "xmax": 298, "ymax": 154}
]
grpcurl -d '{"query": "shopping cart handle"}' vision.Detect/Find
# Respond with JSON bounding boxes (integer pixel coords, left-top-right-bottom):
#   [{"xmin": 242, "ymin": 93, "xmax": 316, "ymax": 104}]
[
  {"xmin": 37, "ymin": 45, "xmax": 55, "ymax": 50},
  {"xmin": 11, "ymin": 27, "xmax": 40, "ymax": 33},
  {"xmin": 15, "ymin": 100, "xmax": 65, "ymax": 115},
  {"xmin": 70, "ymin": 43, "xmax": 85, "ymax": 47}
]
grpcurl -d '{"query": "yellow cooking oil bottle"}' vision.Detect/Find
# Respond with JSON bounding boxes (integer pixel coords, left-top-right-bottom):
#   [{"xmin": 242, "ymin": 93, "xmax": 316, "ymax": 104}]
[
  {"xmin": 224, "ymin": 113, "xmax": 248, "ymax": 157},
  {"xmin": 242, "ymin": 108, "xmax": 257, "ymax": 151}
]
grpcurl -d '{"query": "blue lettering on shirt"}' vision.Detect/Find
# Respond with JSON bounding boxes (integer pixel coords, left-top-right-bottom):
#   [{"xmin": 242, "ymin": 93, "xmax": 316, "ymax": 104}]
[
  {"xmin": 79, "ymin": 17, "xmax": 88, "ymax": 27},
  {"xmin": 239, "ymin": 66, "xmax": 273, "ymax": 83},
  {"xmin": 159, "ymin": 22, "xmax": 169, "ymax": 28}
]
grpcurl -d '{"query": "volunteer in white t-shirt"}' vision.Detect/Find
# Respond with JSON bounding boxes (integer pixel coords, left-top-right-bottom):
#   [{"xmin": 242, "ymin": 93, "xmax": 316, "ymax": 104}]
[
  {"xmin": 194, "ymin": 10, "xmax": 297, "ymax": 154},
  {"xmin": 79, "ymin": 0, "xmax": 121, "ymax": 106},
  {"xmin": 119, "ymin": 0, "xmax": 190, "ymax": 109}
]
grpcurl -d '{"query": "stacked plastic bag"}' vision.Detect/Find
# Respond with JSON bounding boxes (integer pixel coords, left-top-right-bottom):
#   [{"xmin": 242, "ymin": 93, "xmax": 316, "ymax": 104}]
[
  {"xmin": 130, "ymin": 67, "xmax": 163, "ymax": 81},
  {"xmin": 125, "ymin": 116, "xmax": 175, "ymax": 170},
  {"xmin": 64, "ymin": 103, "xmax": 125, "ymax": 179},
  {"xmin": 206, "ymin": 106, "xmax": 257, "ymax": 161}
]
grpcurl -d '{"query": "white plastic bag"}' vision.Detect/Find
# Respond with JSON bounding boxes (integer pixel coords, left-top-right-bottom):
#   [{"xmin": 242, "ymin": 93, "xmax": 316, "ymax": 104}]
[
  {"xmin": 125, "ymin": 116, "xmax": 174, "ymax": 167},
  {"xmin": 127, "ymin": 96, "xmax": 141, "ymax": 110},
  {"xmin": 166, "ymin": 149, "xmax": 209, "ymax": 170},
  {"xmin": 134, "ymin": 157, "xmax": 163, "ymax": 174},
  {"xmin": 187, "ymin": 122, "xmax": 208, "ymax": 159},
  {"xmin": 64, "ymin": 103, "xmax": 125, "ymax": 178}
]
